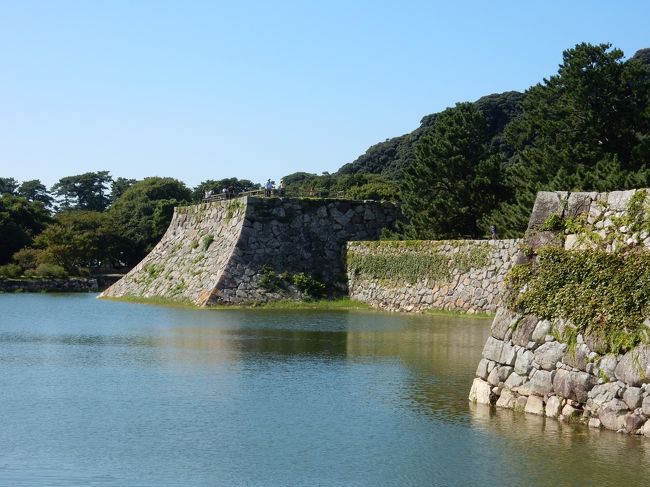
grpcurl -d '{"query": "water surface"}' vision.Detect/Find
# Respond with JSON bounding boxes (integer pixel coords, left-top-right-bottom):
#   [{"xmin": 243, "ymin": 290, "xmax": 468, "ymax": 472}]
[{"xmin": 0, "ymin": 294, "xmax": 648, "ymax": 486}]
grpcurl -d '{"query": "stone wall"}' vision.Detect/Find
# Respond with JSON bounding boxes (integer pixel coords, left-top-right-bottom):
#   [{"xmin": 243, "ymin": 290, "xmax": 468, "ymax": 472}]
[
  {"xmin": 346, "ymin": 239, "xmax": 520, "ymax": 313},
  {"xmin": 0, "ymin": 277, "xmax": 102, "ymax": 293},
  {"xmin": 100, "ymin": 197, "xmax": 399, "ymax": 306},
  {"xmin": 469, "ymin": 189, "xmax": 650, "ymax": 436}
]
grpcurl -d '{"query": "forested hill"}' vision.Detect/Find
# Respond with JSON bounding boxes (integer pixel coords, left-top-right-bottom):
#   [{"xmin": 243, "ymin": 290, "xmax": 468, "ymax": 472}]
[{"xmin": 336, "ymin": 90, "xmax": 525, "ymax": 178}]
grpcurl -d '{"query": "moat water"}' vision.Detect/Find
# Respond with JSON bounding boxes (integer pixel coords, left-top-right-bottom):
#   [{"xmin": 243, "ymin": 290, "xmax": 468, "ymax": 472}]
[{"xmin": 1, "ymin": 294, "xmax": 649, "ymax": 486}]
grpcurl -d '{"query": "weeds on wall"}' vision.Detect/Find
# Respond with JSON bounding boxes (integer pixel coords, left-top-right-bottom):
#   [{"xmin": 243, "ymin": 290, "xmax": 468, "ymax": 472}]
[
  {"xmin": 506, "ymin": 190, "xmax": 650, "ymax": 354},
  {"xmin": 347, "ymin": 241, "xmax": 492, "ymax": 285}
]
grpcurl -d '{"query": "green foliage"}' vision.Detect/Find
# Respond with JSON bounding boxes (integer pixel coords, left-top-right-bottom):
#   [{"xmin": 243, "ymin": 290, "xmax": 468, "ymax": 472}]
[
  {"xmin": 192, "ymin": 178, "xmax": 260, "ymax": 202},
  {"xmin": 0, "ymin": 194, "xmax": 51, "ymax": 264},
  {"xmin": 507, "ymin": 247, "xmax": 650, "ymax": 353},
  {"xmin": 0, "ymin": 177, "xmax": 19, "ymax": 195},
  {"xmin": 110, "ymin": 177, "xmax": 136, "ymax": 203},
  {"xmin": 400, "ymin": 102, "xmax": 508, "ymax": 239},
  {"xmin": 336, "ymin": 91, "xmax": 524, "ymax": 178},
  {"xmin": 11, "ymin": 247, "xmax": 40, "ymax": 270},
  {"xmin": 202, "ymin": 235, "xmax": 214, "ymax": 250},
  {"xmin": 542, "ymin": 213, "xmax": 564, "ymax": 231},
  {"xmin": 347, "ymin": 242, "xmax": 492, "ymax": 285},
  {"xmin": 33, "ymin": 210, "xmax": 127, "ymax": 273},
  {"xmin": 259, "ymin": 265, "xmax": 283, "ymax": 291},
  {"xmin": 492, "ymin": 43, "xmax": 650, "ymax": 236},
  {"xmin": 258, "ymin": 266, "xmax": 327, "ymax": 298},
  {"xmin": 108, "ymin": 177, "xmax": 192, "ymax": 265},
  {"xmin": 17, "ymin": 180, "xmax": 53, "ymax": 209},
  {"xmin": 0, "ymin": 263, "xmax": 23, "ymax": 278},
  {"xmin": 33, "ymin": 263, "xmax": 68, "ymax": 278},
  {"xmin": 291, "ymin": 272, "xmax": 326, "ymax": 298},
  {"xmin": 52, "ymin": 171, "xmax": 113, "ymax": 211},
  {"xmin": 281, "ymin": 172, "xmax": 399, "ymax": 201}
]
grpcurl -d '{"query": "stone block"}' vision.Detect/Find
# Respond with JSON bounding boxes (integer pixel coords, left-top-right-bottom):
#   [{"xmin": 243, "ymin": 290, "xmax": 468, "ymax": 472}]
[
  {"xmin": 514, "ymin": 349, "xmax": 534, "ymax": 376},
  {"xmin": 487, "ymin": 366, "xmax": 513, "ymax": 386},
  {"xmin": 491, "ymin": 307, "xmax": 520, "ymax": 340},
  {"xmin": 561, "ymin": 404, "xmax": 579, "ymax": 419},
  {"xmin": 642, "ymin": 396, "xmax": 650, "ymax": 416},
  {"xmin": 499, "ymin": 341, "xmax": 517, "ymax": 366},
  {"xmin": 597, "ymin": 354, "xmax": 618, "ymax": 381},
  {"xmin": 526, "ymin": 191, "xmax": 566, "ymax": 231},
  {"xmin": 562, "ymin": 343, "xmax": 590, "ymax": 372},
  {"xmin": 525, "ymin": 395, "xmax": 545, "ymax": 415},
  {"xmin": 504, "ymin": 372, "xmax": 526, "ymax": 389},
  {"xmin": 624, "ymin": 413, "xmax": 645, "ymax": 434},
  {"xmin": 496, "ymin": 389, "xmax": 516, "ymax": 409},
  {"xmin": 623, "ymin": 387, "xmax": 643, "ymax": 409},
  {"xmin": 598, "ymin": 399, "xmax": 629, "ymax": 431},
  {"xmin": 615, "ymin": 345, "xmax": 650, "ymax": 386},
  {"xmin": 518, "ymin": 370, "xmax": 554, "ymax": 397},
  {"xmin": 534, "ymin": 341, "xmax": 567, "ymax": 370},
  {"xmin": 553, "ymin": 369, "xmax": 597, "ymax": 403},
  {"xmin": 469, "ymin": 378, "xmax": 493, "ymax": 405},
  {"xmin": 588, "ymin": 382, "xmax": 622, "ymax": 410},
  {"xmin": 531, "ymin": 319, "xmax": 552, "ymax": 344},
  {"xmin": 545, "ymin": 395, "xmax": 562, "ymax": 418},
  {"xmin": 512, "ymin": 315, "xmax": 539, "ymax": 347}
]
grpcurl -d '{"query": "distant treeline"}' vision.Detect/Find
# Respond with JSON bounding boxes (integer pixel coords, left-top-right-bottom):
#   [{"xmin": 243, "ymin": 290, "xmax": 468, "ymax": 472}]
[
  {"xmin": 0, "ymin": 175, "xmax": 260, "ymax": 277},
  {"xmin": 2, "ymin": 42, "xmax": 649, "ymax": 277}
]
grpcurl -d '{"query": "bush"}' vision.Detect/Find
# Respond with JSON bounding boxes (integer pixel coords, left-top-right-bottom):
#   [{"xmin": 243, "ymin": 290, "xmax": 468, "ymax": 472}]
[
  {"xmin": 34, "ymin": 263, "xmax": 68, "ymax": 278},
  {"xmin": 291, "ymin": 273, "xmax": 326, "ymax": 298},
  {"xmin": 0, "ymin": 264, "xmax": 23, "ymax": 279},
  {"xmin": 12, "ymin": 247, "xmax": 41, "ymax": 270}
]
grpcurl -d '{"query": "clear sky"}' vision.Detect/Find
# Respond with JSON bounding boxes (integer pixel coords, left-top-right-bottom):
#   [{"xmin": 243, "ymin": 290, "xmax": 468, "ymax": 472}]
[{"xmin": 1, "ymin": 0, "xmax": 648, "ymax": 189}]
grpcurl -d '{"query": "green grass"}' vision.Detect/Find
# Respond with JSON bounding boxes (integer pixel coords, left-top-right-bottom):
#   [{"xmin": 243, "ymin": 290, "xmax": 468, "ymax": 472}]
[
  {"xmin": 423, "ymin": 308, "xmax": 495, "ymax": 319},
  {"xmin": 100, "ymin": 295, "xmax": 373, "ymax": 311}
]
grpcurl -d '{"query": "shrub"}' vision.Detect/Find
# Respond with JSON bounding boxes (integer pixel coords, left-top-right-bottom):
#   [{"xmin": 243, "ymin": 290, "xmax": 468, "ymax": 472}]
[
  {"xmin": 34, "ymin": 263, "xmax": 68, "ymax": 278},
  {"xmin": 12, "ymin": 247, "xmax": 41, "ymax": 270},
  {"xmin": 291, "ymin": 273, "xmax": 326, "ymax": 298},
  {"xmin": 202, "ymin": 235, "xmax": 215, "ymax": 251},
  {"xmin": 0, "ymin": 264, "xmax": 23, "ymax": 279}
]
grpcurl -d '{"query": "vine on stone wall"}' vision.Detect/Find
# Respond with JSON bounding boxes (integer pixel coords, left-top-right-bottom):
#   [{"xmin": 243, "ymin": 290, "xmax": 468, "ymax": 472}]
[
  {"xmin": 347, "ymin": 241, "xmax": 492, "ymax": 285},
  {"xmin": 505, "ymin": 190, "xmax": 650, "ymax": 354}
]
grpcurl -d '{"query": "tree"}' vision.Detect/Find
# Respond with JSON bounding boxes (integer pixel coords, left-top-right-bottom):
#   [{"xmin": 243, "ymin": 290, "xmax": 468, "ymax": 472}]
[
  {"xmin": 108, "ymin": 177, "xmax": 192, "ymax": 264},
  {"xmin": 0, "ymin": 194, "xmax": 51, "ymax": 264},
  {"xmin": 18, "ymin": 179, "xmax": 53, "ymax": 209},
  {"xmin": 52, "ymin": 171, "xmax": 113, "ymax": 211},
  {"xmin": 110, "ymin": 177, "xmax": 137, "ymax": 203},
  {"xmin": 191, "ymin": 178, "xmax": 260, "ymax": 202},
  {"xmin": 33, "ymin": 210, "xmax": 127, "ymax": 272},
  {"xmin": 400, "ymin": 102, "xmax": 507, "ymax": 239},
  {"xmin": 0, "ymin": 177, "xmax": 18, "ymax": 195},
  {"xmin": 493, "ymin": 43, "xmax": 650, "ymax": 235}
]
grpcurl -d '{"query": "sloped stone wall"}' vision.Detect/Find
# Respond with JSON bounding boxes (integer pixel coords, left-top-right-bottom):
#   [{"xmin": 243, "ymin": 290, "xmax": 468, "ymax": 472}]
[
  {"xmin": 469, "ymin": 189, "xmax": 650, "ymax": 436},
  {"xmin": 100, "ymin": 197, "xmax": 399, "ymax": 306},
  {"xmin": 346, "ymin": 239, "xmax": 520, "ymax": 313}
]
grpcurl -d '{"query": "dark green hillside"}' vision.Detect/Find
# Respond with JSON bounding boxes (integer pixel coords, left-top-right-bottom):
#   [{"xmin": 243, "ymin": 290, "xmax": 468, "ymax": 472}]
[{"xmin": 336, "ymin": 90, "xmax": 524, "ymax": 178}]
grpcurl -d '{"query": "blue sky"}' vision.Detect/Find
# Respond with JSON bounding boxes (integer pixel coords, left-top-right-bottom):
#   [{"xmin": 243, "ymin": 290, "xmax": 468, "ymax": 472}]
[{"xmin": 1, "ymin": 0, "xmax": 648, "ymax": 189}]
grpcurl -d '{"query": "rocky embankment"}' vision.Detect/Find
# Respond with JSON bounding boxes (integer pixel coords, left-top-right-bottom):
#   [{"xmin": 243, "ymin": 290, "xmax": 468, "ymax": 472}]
[
  {"xmin": 470, "ymin": 188, "xmax": 650, "ymax": 436},
  {"xmin": 470, "ymin": 309, "xmax": 650, "ymax": 435}
]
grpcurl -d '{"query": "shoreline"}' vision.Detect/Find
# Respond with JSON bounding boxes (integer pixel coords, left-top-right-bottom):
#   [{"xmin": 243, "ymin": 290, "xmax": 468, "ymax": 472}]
[{"xmin": 98, "ymin": 294, "xmax": 495, "ymax": 318}]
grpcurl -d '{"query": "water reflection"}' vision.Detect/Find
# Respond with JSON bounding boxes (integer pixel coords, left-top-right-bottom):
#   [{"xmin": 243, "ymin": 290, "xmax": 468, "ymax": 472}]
[{"xmin": 2, "ymin": 294, "xmax": 650, "ymax": 486}]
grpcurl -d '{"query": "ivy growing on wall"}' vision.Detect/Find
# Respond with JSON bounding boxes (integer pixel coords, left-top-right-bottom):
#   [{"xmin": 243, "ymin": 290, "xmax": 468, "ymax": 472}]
[
  {"xmin": 347, "ymin": 241, "xmax": 492, "ymax": 285},
  {"xmin": 506, "ymin": 190, "xmax": 650, "ymax": 354}
]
